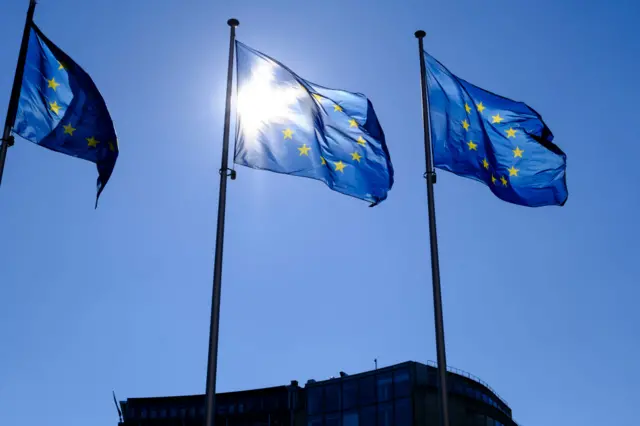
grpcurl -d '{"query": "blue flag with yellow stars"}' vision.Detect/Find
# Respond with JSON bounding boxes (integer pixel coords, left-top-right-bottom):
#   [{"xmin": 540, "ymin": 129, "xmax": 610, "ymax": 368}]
[
  {"xmin": 13, "ymin": 24, "xmax": 118, "ymax": 205},
  {"xmin": 234, "ymin": 41, "xmax": 393, "ymax": 205},
  {"xmin": 424, "ymin": 52, "xmax": 567, "ymax": 207}
]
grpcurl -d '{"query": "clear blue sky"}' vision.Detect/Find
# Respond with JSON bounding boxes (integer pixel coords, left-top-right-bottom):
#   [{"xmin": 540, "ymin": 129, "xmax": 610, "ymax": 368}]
[{"xmin": 1, "ymin": 1, "xmax": 638, "ymax": 425}]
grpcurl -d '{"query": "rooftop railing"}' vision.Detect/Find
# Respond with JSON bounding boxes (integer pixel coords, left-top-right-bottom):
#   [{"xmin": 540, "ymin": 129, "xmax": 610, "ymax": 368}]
[{"xmin": 426, "ymin": 360, "xmax": 510, "ymax": 409}]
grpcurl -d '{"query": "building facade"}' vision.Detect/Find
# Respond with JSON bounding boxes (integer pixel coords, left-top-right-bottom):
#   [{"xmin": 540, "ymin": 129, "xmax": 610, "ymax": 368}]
[
  {"xmin": 118, "ymin": 383, "xmax": 304, "ymax": 426},
  {"xmin": 118, "ymin": 361, "xmax": 517, "ymax": 426},
  {"xmin": 305, "ymin": 361, "xmax": 516, "ymax": 426}
]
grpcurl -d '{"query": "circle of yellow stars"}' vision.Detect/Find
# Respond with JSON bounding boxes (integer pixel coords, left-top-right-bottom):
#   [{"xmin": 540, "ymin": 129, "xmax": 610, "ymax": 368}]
[
  {"xmin": 461, "ymin": 101, "xmax": 526, "ymax": 188},
  {"xmin": 279, "ymin": 92, "xmax": 371, "ymax": 174},
  {"xmin": 45, "ymin": 58, "xmax": 117, "ymax": 153}
]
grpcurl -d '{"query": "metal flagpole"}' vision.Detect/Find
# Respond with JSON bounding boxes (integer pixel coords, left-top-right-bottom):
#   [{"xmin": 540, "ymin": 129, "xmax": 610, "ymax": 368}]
[
  {"xmin": 414, "ymin": 30, "xmax": 451, "ymax": 426},
  {"xmin": 0, "ymin": 0, "xmax": 37, "ymax": 186},
  {"xmin": 204, "ymin": 18, "xmax": 239, "ymax": 426}
]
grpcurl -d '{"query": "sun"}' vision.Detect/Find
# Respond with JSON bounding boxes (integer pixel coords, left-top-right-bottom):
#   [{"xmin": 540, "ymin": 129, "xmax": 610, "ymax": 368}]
[{"xmin": 237, "ymin": 61, "xmax": 307, "ymax": 140}]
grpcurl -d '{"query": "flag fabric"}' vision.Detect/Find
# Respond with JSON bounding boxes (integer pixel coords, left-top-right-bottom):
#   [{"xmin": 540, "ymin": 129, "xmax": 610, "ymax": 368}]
[
  {"xmin": 424, "ymin": 51, "xmax": 567, "ymax": 207},
  {"xmin": 13, "ymin": 23, "xmax": 118, "ymax": 205},
  {"xmin": 234, "ymin": 41, "xmax": 394, "ymax": 205}
]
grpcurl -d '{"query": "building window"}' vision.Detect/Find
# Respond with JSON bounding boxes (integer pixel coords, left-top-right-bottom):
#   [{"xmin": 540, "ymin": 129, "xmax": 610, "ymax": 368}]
[
  {"xmin": 265, "ymin": 395, "xmax": 278, "ymax": 411},
  {"xmin": 472, "ymin": 414, "xmax": 485, "ymax": 426},
  {"xmin": 238, "ymin": 403, "xmax": 244, "ymax": 413},
  {"xmin": 451, "ymin": 378, "xmax": 463, "ymax": 394},
  {"xmin": 393, "ymin": 368, "xmax": 411, "ymax": 398},
  {"xmin": 229, "ymin": 404, "xmax": 236, "ymax": 414},
  {"xmin": 360, "ymin": 405, "xmax": 375, "ymax": 425},
  {"xmin": 180, "ymin": 408, "xmax": 186, "ymax": 418},
  {"xmin": 359, "ymin": 375, "xmax": 375, "ymax": 406},
  {"xmin": 170, "ymin": 408, "xmax": 177, "ymax": 417},
  {"xmin": 199, "ymin": 406, "xmax": 205, "ymax": 417},
  {"xmin": 343, "ymin": 410, "xmax": 358, "ymax": 426},
  {"xmin": 160, "ymin": 409, "xmax": 167, "ymax": 418},
  {"xmin": 189, "ymin": 407, "xmax": 196, "ymax": 417},
  {"xmin": 485, "ymin": 417, "xmax": 495, "ymax": 426},
  {"xmin": 377, "ymin": 372, "xmax": 393, "ymax": 402},
  {"xmin": 342, "ymin": 379, "xmax": 358, "ymax": 410},
  {"xmin": 325, "ymin": 383, "xmax": 341, "ymax": 412},
  {"xmin": 377, "ymin": 402, "xmax": 392, "ymax": 426},
  {"xmin": 427, "ymin": 369, "xmax": 437, "ymax": 386},
  {"xmin": 394, "ymin": 398, "xmax": 411, "ymax": 426},
  {"xmin": 140, "ymin": 408, "xmax": 147, "ymax": 419},
  {"xmin": 308, "ymin": 387, "xmax": 323, "ymax": 415},
  {"xmin": 307, "ymin": 415, "xmax": 322, "ymax": 426},
  {"xmin": 240, "ymin": 398, "xmax": 250, "ymax": 412},
  {"xmin": 325, "ymin": 412, "xmax": 340, "ymax": 426},
  {"xmin": 150, "ymin": 409, "xmax": 157, "ymax": 419},
  {"xmin": 127, "ymin": 407, "xmax": 136, "ymax": 419}
]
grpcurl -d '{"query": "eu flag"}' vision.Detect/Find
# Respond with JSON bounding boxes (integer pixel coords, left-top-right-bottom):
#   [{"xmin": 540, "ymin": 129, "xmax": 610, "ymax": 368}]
[
  {"xmin": 13, "ymin": 24, "xmax": 118, "ymax": 205},
  {"xmin": 234, "ymin": 42, "xmax": 394, "ymax": 205},
  {"xmin": 424, "ymin": 52, "xmax": 567, "ymax": 207}
]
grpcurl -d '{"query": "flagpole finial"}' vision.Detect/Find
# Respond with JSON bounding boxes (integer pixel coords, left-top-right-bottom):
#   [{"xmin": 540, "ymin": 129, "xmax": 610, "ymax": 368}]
[
  {"xmin": 228, "ymin": 18, "xmax": 239, "ymax": 27},
  {"xmin": 415, "ymin": 30, "xmax": 426, "ymax": 39}
]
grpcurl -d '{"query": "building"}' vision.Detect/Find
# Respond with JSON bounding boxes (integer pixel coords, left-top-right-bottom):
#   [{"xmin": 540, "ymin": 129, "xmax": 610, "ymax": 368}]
[
  {"xmin": 118, "ymin": 361, "xmax": 517, "ymax": 426},
  {"xmin": 305, "ymin": 361, "xmax": 516, "ymax": 426},
  {"xmin": 118, "ymin": 382, "xmax": 304, "ymax": 426}
]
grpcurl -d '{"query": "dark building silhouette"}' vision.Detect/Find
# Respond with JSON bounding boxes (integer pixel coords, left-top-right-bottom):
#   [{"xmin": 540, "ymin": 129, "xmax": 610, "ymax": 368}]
[
  {"xmin": 305, "ymin": 361, "xmax": 516, "ymax": 426},
  {"xmin": 118, "ymin": 383, "xmax": 304, "ymax": 426},
  {"xmin": 118, "ymin": 361, "xmax": 517, "ymax": 426}
]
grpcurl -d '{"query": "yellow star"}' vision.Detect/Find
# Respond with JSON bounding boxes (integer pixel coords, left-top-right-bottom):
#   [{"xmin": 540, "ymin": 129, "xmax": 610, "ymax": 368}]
[
  {"xmin": 62, "ymin": 123, "xmax": 76, "ymax": 135},
  {"xmin": 312, "ymin": 93, "xmax": 323, "ymax": 101},
  {"xmin": 482, "ymin": 158, "xmax": 489, "ymax": 169},
  {"xmin": 333, "ymin": 104, "xmax": 343, "ymax": 112},
  {"xmin": 57, "ymin": 60, "xmax": 66, "ymax": 70},
  {"xmin": 500, "ymin": 176, "xmax": 508, "ymax": 186},
  {"xmin": 86, "ymin": 136, "xmax": 100, "ymax": 148},
  {"xmin": 513, "ymin": 146, "xmax": 524, "ymax": 158},
  {"xmin": 491, "ymin": 175, "xmax": 497, "ymax": 185},
  {"xmin": 492, "ymin": 113, "xmax": 504, "ymax": 124},
  {"xmin": 506, "ymin": 128, "xmax": 517, "ymax": 138},
  {"xmin": 49, "ymin": 101, "xmax": 61, "ymax": 115},
  {"xmin": 508, "ymin": 165, "xmax": 519, "ymax": 177},
  {"xmin": 351, "ymin": 152, "xmax": 362, "ymax": 162},
  {"xmin": 47, "ymin": 77, "xmax": 60, "ymax": 91},
  {"xmin": 467, "ymin": 140, "xmax": 478, "ymax": 151},
  {"xmin": 334, "ymin": 161, "xmax": 346, "ymax": 173},
  {"xmin": 356, "ymin": 136, "xmax": 366, "ymax": 146},
  {"xmin": 283, "ymin": 128, "xmax": 294, "ymax": 139},
  {"xmin": 349, "ymin": 119, "xmax": 358, "ymax": 128},
  {"xmin": 321, "ymin": 156, "xmax": 326, "ymax": 165},
  {"xmin": 298, "ymin": 144, "xmax": 311, "ymax": 156},
  {"xmin": 462, "ymin": 119, "xmax": 470, "ymax": 131},
  {"xmin": 465, "ymin": 103, "xmax": 471, "ymax": 114},
  {"xmin": 109, "ymin": 142, "xmax": 116, "ymax": 152},
  {"xmin": 477, "ymin": 102, "xmax": 486, "ymax": 113}
]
